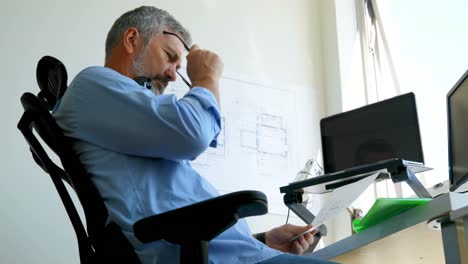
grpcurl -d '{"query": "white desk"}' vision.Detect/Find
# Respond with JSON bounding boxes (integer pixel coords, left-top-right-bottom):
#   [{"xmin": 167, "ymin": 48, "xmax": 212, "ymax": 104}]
[{"xmin": 311, "ymin": 192, "xmax": 468, "ymax": 263}]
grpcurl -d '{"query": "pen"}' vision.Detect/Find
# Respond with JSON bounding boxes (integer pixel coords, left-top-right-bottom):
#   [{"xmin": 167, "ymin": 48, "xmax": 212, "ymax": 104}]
[{"xmin": 288, "ymin": 226, "xmax": 319, "ymax": 242}]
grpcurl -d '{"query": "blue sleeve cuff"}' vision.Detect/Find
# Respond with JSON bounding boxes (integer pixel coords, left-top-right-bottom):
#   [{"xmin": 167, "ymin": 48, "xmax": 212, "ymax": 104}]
[{"xmin": 184, "ymin": 87, "xmax": 221, "ymax": 148}]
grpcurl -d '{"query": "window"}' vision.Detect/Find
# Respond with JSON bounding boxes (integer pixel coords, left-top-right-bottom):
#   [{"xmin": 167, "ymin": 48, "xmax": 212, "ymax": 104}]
[{"xmin": 360, "ymin": 0, "xmax": 468, "ymax": 195}]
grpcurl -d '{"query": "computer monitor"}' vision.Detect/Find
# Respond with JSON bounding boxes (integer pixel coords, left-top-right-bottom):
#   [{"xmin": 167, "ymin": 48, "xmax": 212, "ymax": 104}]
[
  {"xmin": 320, "ymin": 92, "xmax": 424, "ymax": 173},
  {"xmin": 448, "ymin": 70, "xmax": 468, "ymax": 192}
]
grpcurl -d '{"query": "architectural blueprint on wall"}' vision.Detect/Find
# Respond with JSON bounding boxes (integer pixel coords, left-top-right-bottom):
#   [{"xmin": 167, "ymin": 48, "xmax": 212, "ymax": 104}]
[{"xmin": 166, "ymin": 71, "xmax": 299, "ymax": 213}]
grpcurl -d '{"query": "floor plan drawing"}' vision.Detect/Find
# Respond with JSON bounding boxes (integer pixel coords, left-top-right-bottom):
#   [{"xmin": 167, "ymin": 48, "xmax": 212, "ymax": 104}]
[{"xmin": 166, "ymin": 71, "xmax": 300, "ymax": 213}]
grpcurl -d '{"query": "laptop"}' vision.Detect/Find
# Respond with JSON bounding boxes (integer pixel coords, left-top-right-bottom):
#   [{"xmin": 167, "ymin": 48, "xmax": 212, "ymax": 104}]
[
  {"xmin": 281, "ymin": 92, "xmax": 430, "ymax": 194},
  {"xmin": 447, "ymin": 70, "xmax": 468, "ymax": 192}
]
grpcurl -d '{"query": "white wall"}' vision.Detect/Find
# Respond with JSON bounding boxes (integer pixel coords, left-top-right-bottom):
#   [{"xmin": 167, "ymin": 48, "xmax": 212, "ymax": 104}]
[{"xmin": 0, "ymin": 0, "xmax": 332, "ymax": 263}]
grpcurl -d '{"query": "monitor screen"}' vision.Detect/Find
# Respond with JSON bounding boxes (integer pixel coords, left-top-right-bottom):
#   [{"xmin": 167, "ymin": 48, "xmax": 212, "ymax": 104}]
[
  {"xmin": 448, "ymin": 70, "xmax": 468, "ymax": 191},
  {"xmin": 320, "ymin": 92, "xmax": 424, "ymax": 173}
]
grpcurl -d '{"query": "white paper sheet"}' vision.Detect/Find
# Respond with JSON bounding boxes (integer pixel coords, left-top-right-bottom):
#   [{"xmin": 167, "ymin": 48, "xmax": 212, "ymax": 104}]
[{"xmin": 311, "ymin": 170, "xmax": 385, "ymax": 227}]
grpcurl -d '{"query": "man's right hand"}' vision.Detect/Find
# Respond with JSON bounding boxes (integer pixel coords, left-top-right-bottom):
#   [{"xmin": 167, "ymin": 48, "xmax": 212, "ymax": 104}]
[{"xmin": 186, "ymin": 44, "xmax": 223, "ymax": 106}]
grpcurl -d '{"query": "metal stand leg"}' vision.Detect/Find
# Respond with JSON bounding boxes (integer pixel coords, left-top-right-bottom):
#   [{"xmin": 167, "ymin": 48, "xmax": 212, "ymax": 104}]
[
  {"xmin": 441, "ymin": 220, "xmax": 462, "ymax": 264},
  {"xmin": 464, "ymin": 216, "xmax": 468, "ymax": 251},
  {"xmin": 450, "ymin": 205, "xmax": 468, "ymax": 256},
  {"xmin": 284, "ymin": 191, "xmax": 316, "ymax": 224},
  {"xmin": 284, "ymin": 192, "xmax": 328, "ymax": 254},
  {"xmin": 405, "ymin": 168, "xmax": 432, "ymax": 198}
]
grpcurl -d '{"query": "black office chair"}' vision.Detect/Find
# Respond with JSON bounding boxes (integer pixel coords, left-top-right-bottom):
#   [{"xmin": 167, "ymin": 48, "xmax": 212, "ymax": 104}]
[{"xmin": 17, "ymin": 56, "xmax": 269, "ymax": 264}]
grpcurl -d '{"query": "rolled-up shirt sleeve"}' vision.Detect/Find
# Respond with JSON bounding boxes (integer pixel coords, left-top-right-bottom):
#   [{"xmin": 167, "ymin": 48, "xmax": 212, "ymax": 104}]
[{"xmin": 53, "ymin": 67, "xmax": 221, "ymax": 161}]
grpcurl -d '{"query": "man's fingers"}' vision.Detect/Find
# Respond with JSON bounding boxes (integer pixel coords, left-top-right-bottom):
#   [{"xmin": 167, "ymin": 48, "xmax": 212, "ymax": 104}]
[
  {"xmin": 291, "ymin": 241, "xmax": 303, "ymax": 255},
  {"xmin": 304, "ymin": 232, "xmax": 314, "ymax": 243},
  {"xmin": 290, "ymin": 236, "xmax": 309, "ymax": 255},
  {"xmin": 310, "ymin": 227, "xmax": 318, "ymax": 235},
  {"xmin": 298, "ymin": 236, "xmax": 310, "ymax": 251},
  {"xmin": 189, "ymin": 44, "xmax": 199, "ymax": 52},
  {"xmin": 292, "ymin": 240, "xmax": 307, "ymax": 255}
]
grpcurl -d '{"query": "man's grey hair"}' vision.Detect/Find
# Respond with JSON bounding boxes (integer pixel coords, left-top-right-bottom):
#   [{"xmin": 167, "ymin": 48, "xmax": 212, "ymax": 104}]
[{"xmin": 105, "ymin": 6, "xmax": 192, "ymax": 62}]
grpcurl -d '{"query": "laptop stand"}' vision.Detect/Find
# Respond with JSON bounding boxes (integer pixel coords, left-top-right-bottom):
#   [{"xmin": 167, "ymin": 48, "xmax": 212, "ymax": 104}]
[{"xmin": 280, "ymin": 159, "xmax": 432, "ymax": 225}]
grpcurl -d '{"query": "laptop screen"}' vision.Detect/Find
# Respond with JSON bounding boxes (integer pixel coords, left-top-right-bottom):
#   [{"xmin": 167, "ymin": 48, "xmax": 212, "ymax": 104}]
[
  {"xmin": 448, "ymin": 70, "xmax": 468, "ymax": 191},
  {"xmin": 320, "ymin": 92, "xmax": 424, "ymax": 173}
]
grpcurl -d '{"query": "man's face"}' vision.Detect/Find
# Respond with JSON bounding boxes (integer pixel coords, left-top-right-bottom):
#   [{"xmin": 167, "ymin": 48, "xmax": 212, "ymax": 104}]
[{"xmin": 132, "ymin": 31, "xmax": 186, "ymax": 95}]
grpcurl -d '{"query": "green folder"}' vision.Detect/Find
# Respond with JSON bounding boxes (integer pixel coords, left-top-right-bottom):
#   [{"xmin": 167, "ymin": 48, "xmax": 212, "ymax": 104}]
[{"xmin": 352, "ymin": 198, "xmax": 432, "ymax": 233}]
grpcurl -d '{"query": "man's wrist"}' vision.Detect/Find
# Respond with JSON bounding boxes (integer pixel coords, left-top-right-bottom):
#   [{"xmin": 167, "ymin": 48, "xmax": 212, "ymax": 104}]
[
  {"xmin": 191, "ymin": 77, "xmax": 219, "ymax": 91},
  {"xmin": 191, "ymin": 81, "xmax": 221, "ymax": 109}
]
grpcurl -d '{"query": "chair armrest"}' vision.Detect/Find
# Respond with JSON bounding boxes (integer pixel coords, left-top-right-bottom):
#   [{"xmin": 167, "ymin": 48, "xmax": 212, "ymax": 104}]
[{"xmin": 133, "ymin": 190, "xmax": 268, "ymax": 244}]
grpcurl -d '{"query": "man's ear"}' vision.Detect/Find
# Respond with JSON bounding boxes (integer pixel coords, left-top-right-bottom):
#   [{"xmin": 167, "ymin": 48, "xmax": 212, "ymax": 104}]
[{"xmin": 122, "ymin": 27, "xmax": 141, "ymax": 55}]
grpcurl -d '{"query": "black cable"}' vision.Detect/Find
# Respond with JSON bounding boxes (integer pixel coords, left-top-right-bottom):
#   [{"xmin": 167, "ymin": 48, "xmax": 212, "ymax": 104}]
[{"xmin": 177, "ymin": 72, "xmax": 192, "ymax": 88}]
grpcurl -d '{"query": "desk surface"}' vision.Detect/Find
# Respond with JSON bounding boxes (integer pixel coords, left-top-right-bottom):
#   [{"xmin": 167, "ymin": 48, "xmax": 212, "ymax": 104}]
[
  {"xmin": 311, "ymin": 192, "xmax": 468, "ymax": 260},
  {"xmin": 331, "ymin": 222, "xmax": 444, "ymax": 264}
]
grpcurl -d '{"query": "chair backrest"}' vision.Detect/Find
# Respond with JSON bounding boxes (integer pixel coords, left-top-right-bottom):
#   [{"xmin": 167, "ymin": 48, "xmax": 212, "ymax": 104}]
[{"xmin": 17, "ymin": 56, "xmax": 139, "ymax": 263}]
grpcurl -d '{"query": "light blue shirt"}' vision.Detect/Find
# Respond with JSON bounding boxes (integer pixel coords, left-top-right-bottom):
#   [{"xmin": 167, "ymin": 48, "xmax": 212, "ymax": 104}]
[{"xmin": 53, "ymin": 66, "xmax": 282, "ymax": 264}]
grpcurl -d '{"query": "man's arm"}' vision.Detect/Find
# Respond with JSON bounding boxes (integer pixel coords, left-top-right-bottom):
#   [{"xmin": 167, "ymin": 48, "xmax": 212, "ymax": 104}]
[{"xmin": 54, "ymin": 71, "xmax": 221, "ymax": 161}]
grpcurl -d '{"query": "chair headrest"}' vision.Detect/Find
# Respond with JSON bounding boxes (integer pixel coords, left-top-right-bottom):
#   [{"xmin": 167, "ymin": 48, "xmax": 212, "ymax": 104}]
[{"xmin": 36, "ymin": 56, "xmax": 68, "ymax": 110}]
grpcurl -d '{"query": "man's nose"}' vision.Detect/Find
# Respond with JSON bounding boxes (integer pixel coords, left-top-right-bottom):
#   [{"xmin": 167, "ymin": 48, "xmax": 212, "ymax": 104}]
[{"xmin": 164, "ymin": 66, "xmax": 177, "ymax": 82}]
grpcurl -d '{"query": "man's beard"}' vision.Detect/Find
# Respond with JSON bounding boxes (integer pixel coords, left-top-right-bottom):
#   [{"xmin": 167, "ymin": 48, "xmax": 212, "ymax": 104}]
[{"xmin": 132, "ymin": 49, "xmax": 169, "ymax": 95}]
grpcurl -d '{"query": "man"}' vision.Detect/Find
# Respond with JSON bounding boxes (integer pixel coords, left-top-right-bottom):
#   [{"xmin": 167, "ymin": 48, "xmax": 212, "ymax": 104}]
[{"xmin": 53, "ymin": 6, "xmax": 334, "ymax": 264}]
